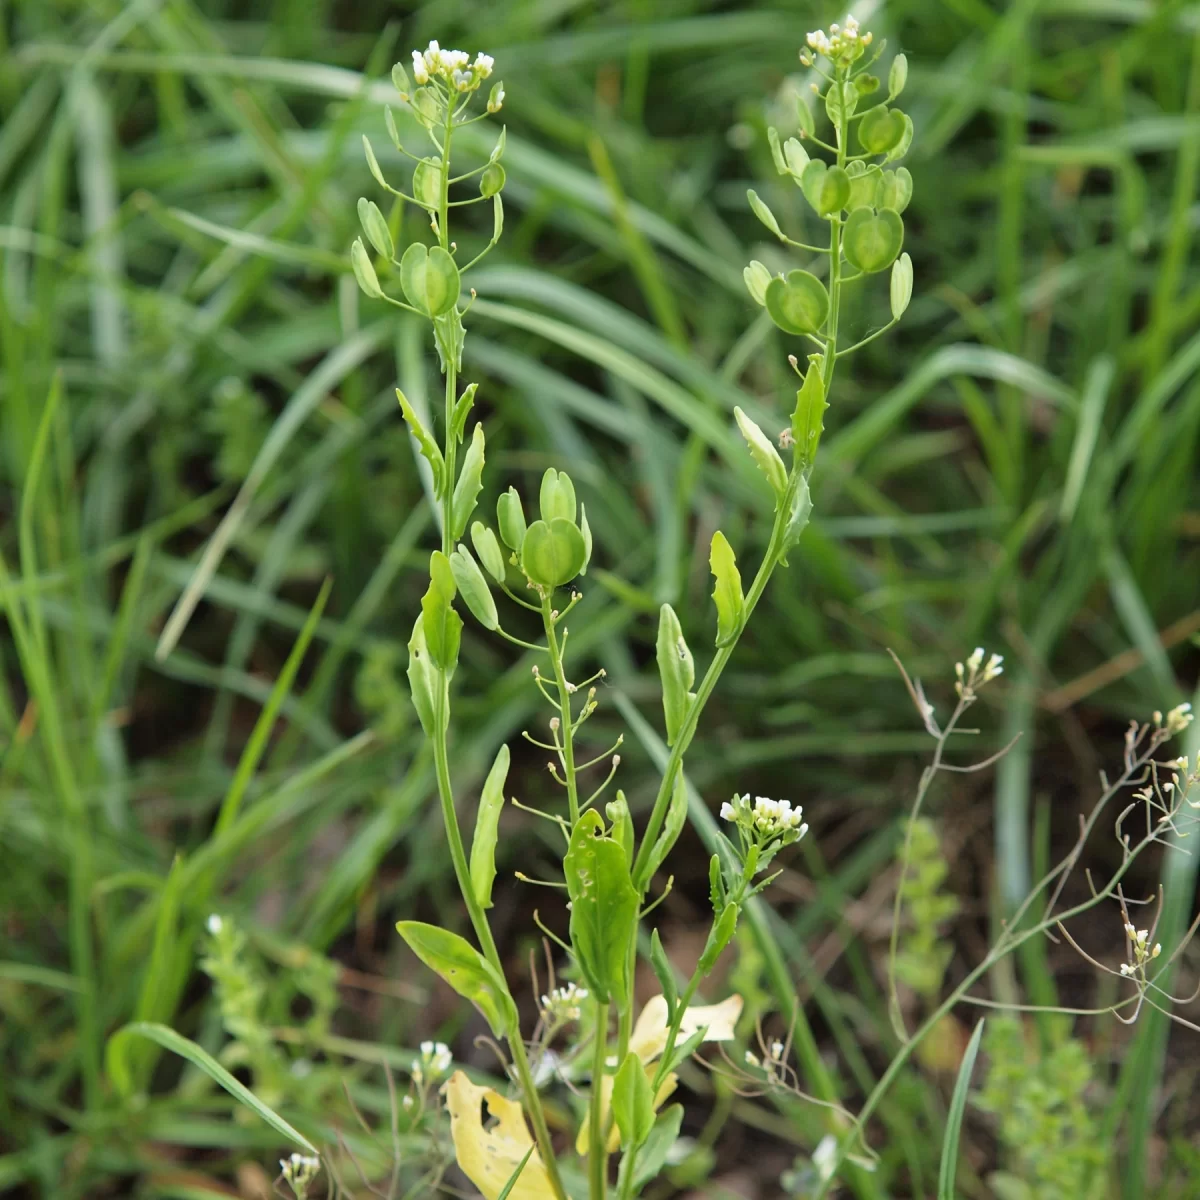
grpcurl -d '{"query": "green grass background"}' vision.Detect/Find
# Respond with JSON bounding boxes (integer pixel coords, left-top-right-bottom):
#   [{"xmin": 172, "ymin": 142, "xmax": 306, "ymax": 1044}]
[{"xmin": 2, "ymin": 0, "xmax": 1200, "ymax": 1196}]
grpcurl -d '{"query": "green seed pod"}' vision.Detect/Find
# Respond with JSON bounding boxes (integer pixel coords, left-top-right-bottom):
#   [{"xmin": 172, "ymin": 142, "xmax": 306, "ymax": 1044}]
[
  {"xmin": 801, "ymin": 160, "xmax": 851, "ymax": 217},
  {"xmin": 890, "ymin": 252, "xmax": 914, "ymax": 320},
  {"xmin": 357, "ymin": 197, "xmax": 394, "ymax": 260},
  {"xmin": 471, "ymin": 521, "xmax": 507, "ymax": 583},
  {"xmin": 879, "ymin": 167, "xmax": 913, "ymax": 213},
  {"xmin": 858, "ymin": 106, "xmax": 907, "ymax": 155},
  {"xmin": 847, "ymin": 165, "xmax": 882, "ymax": 211},
  {"xmin": 743, "ymin": 260, "xmax": 772, "ymax": 306},
  {"xmin": 521, "ymin": 518, "xmax": 587, "ymax": 589},
  {"xmin": 480, "ymin": 163, "xmax": 505, "ymax": 198},
  {"xmin": 412, "ymin": 158, "xmax": 442, "ymax": 209},
  {"xmin": 888, "ymin": 53, "xmax": 909, "ymax": 99},
  {"xmin": 843, "ymin": 206, "xmax": 905, "ymax": 273},
  {"xmin": 764, "ymin": 269, "xmax": 830, "ymax": 336},
  {"xmin": 539, "ymin": 468, "xmax": 577, "ymax": 524},
  {"xmin": 449, "ymin": 545, "xmax": 498, "ymax": 631},
  {"xmin": 350, "ymin": 238, "xmax": 382, "ymax": 299},
  {"xmin": 400, "ymin": 243, "xmax": 461, "ymax": 317},
  {"xmin": 496, "ymin": 487, "xmax": 526, "ymax": 551}
]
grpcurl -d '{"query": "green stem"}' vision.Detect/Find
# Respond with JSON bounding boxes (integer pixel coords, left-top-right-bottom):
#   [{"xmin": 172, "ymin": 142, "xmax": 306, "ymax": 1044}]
[
  {"xmin": 589, "ymin": 1000, "xmax": 611, "ymax": 1200},
  {"xmin": 543, "ymin": 595, "xmax": 581, "ymax": 825}
]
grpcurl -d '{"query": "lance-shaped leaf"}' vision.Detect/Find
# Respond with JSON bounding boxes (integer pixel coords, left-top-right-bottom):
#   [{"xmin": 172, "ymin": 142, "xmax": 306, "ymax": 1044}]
[
  {"xmin": 563, "ymin": 810, "xmax": 638, "ymax": 1003},
  {"xmin": 396, "ymin": 923, "xmax": 516, "ymax": 1038},
  {"xmin": 470, "ymin": 744, "xmax": 509, "ymax": 908},
  {"xmin": 656, "ymin": 604, "xmax": 695, "ymax": 746},
  {"xmin": 709, "ymin": 531, "xmax": 744, "ymax": 646},
  {"xmin": 449, "ymin": 545, "xmax": 498, "ymax": 631},
  {"xmin": 406, "ymin": 614, "xmax": 444, "ymax": 735},
  {"xmin": 697, "ymin": 901, "xmax": 739, "ymax": 974},
  {"xmin": 648, "ymin": 929, "xmax": 678, "ymax": 1023},
  {"xmin": 791, "ymin": 360, "xmax": 828, "ymax": 470},
  {"xmin": 420, "ymin": 551, "xmax": 462, "ymax": 672},
  {"xmin": 450, "ymin": 382, "xmax": 478, "ymax": 444},
  {"xmin": 451, "ymin": 423, "xmax": 486, "ymax": 541},
  {"xmin": 442, "ymin": 1071, "xmax": 554, "ymax": 1200},
  {"xmin": 395, "ymin": 387, "xmax": 444, "ymax": 495},
  {"xmin": 632, "ymin": 1106, "xmax": 685, "ymax": 1193},
  {"xmin": 734, "ymin": 406, "xmax": 787, "ymax": 499},
  {"xmin": 612, "ymin": 1050, "xmax": 656, "ymax": 1149}
]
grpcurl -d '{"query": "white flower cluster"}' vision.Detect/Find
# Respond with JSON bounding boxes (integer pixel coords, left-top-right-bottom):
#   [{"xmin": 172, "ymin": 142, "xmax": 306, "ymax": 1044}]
[
  {"xmin": 721, "ymin": 793, "xmax": 808, "ymax": 840},
  {"xmin": 1119, "ymin": 922, "xmax": 1161, "ymax": 977},
  {"xmin": 410, "ymin": 41, "xmax": 494, "ymax": 92},
  {"xmin": 412, "ymin": 1039, "xmax": 452, "ymax": 1084},
  {"xmin": 955, "ymin": 646, "xmax": 1003, "ymax": 699},
  {"xmin": 803, "ymin": 15, "xmax": 872, "ymax": 62},
  {"xmin": 540, "ymin": 981, "xmax": 588, "ymax": 1023},
  {"xmin": 1154, "ymin": 702, "xmax": 1194, "ymax": 737},
  {"xmin": 280, "ymin": 1153, "xmax": 321, "ymax": 1191}
]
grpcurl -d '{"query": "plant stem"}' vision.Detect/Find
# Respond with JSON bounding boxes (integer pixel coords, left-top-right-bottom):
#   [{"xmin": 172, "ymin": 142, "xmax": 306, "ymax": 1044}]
[
  {"xmin": 543, "ymin": 594, "xmax": 581, "ymax": 825},
  {"xmin": 589, "ymin": 1000, "xmax": 611, "ymax": 1200}
]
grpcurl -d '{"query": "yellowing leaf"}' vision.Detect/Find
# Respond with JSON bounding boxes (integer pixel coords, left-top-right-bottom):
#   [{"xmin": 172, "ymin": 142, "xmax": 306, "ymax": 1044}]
[
  {"xmin": 442, "ymin": 1071, "xmax": 554, "ymax": 1200},
  {"xmin": 575, "ymin": 1067, "xmax": 678, "ymax": 1156},
  {"xmin": 627, "ymin": 994, "xmax": 743, "ymax": 1064}
]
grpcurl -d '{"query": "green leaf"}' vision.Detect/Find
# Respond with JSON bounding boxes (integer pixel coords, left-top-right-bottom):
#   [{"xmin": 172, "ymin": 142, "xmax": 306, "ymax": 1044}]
[
  {"xmin": 632, "ymin": 1106, "xmax": 684, "ymax": 1192},
  {"xmin": 564, "ymin": 810, "xmax": 638, "ymax": 1003},
  {"xmin": 938, "ymin": 1019, "xmax": 985, "ymax": 1200},
  {"xmin": 470, "ymin": 744, "xmax": 509, "ymax": 909},
  {"xmin": 639, "ymin": 770, "xmax": 689, "ymax": 891},
  {"xmin": 412, "ymin": 157, "xmax": 442, "ymax": 209},
  {"xmin": 520, "ymin": 518, "xmax": 586, "ymax": 589},
  {"xmin": 538, "ymin": 468, "xmax": 577, "ymax": 524},
  {"xmin": 451, "ymin": 423, "xmax": 486, "ymax": 540},
  {"xmin": 496, "ymin": 486, "xmax": 527, "ymax": 551},
  {"xmin": 765, "ymin": 269, "xmax": 830, "ymax": 336},
  {"xmin": 450, "ymin": 382, "xmax": 478, "ymax": 444},
  {"xmin": 396, "ymin": 922, "xmax": 516, "ymax": 1038},
  {"xmin": 350, "ymin": 238, "xmax": 382, "ymax": 299},
  {"xmin": 801, "ymin": 160, "xmax": 850, "ymax": 217},
  {"xmin": 471, "ymin": 521, "xmax": 507, "ymax": 583},
  {"xmin": 780, "ymin": 476, "xmax": 814, "ymax": 564},
  {"xmin": 357, "ymin": 197, "xmax": 394, "ymax": 260},
  {"xmin": 449, "ymin": 545, "xmax": 498, "ymax": 631},
  {"xmin": 747, "ymin": 188, "xmax": 783, "ymax": 239},
  {"xmin": 890, "ymin": 252, "xmax": 914, "ymax": 320},
  {"xmin": 879, "ymin": 166, "xmax": 913, "ymax": 213},
  {"xmin": 709, "ymin": 531, "xmax": 744, "ymax": 646},
  {"xmin": 406, "ymin": 614, "xmax": 444, "ymax": 736},
  {"xmin": 791, "ymin": 360, "xmax": 828, "ymax": 470},
  {"xmin": 888, "ymin": 53, "xmax": 908, "ymax": 99},
  {"xmin": 480, "ymin": 163, "xmax": 506, "ymax": 198},
  {"xmin": 649, "ymin": 929, "xmax": 678, "ymax": 1024},
  {"xmin": 400, "ymin": 242, "xmax": 461, "ymax": 317},
  {"xmin": 843, "ymin": 207, "xmax": 905, "ymax": 273},
  {"xmin": 395, "ymin": 387, "xmax": 445, "ymax": 495},
  {"xmin": 107, "ymin": 1023, "xmax": 318, "ymax": 1153},
  {"xmin": 656, "ymin": 603, "xmax": 695, "ymax": 747},
  {"xmin": 420, "ymin": 551, "xmax": 462, "ymax": 672},
  {"xmin": 743, "ymin": 260, "xmax": 772, "ymax": 306},
  {"xmin": 697, "ymin": 902, "xmax": 739, "ymax": 974},
  {"xmin": 612, "ymin": 1051, "xmax": 656, "ymax": 1149},
  {"xmin": 734, "ymin": 406, "xmax": 788, "ymax": 498},
  {"xmin": 858, "ymin": 106, "xmax": 907, "ymax": 155}
]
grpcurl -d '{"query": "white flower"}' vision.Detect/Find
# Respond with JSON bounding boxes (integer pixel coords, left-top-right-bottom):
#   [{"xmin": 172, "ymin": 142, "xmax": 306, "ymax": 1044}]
[
  {"xmin": 487, "ymin": 85, "xmax": 505, "ymax": 113},
  {"xmin": 452, "ymin": 68, "xmax": 472, "ymax": 91},
  {"xmin": 206, "ymin": 914, "xmax": 223, "ymax": 935},
  {"xmin": 720, "ymin": 801, "xmax": 736, "ymax": 821},
  {"xmin": 474, "ymin": 53, "xmax": 494, "ymax": 76},
  {"xmin": 411, "ymin": 48, "xmax": 429, "ymax": 85},
  {"xmin": 541, "ymin": 982, "xmax": 588, "ymax": 1022},
  {"xmin": 280, "ymin": 1154, "xmax": 321, "ymax": 1189}
]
